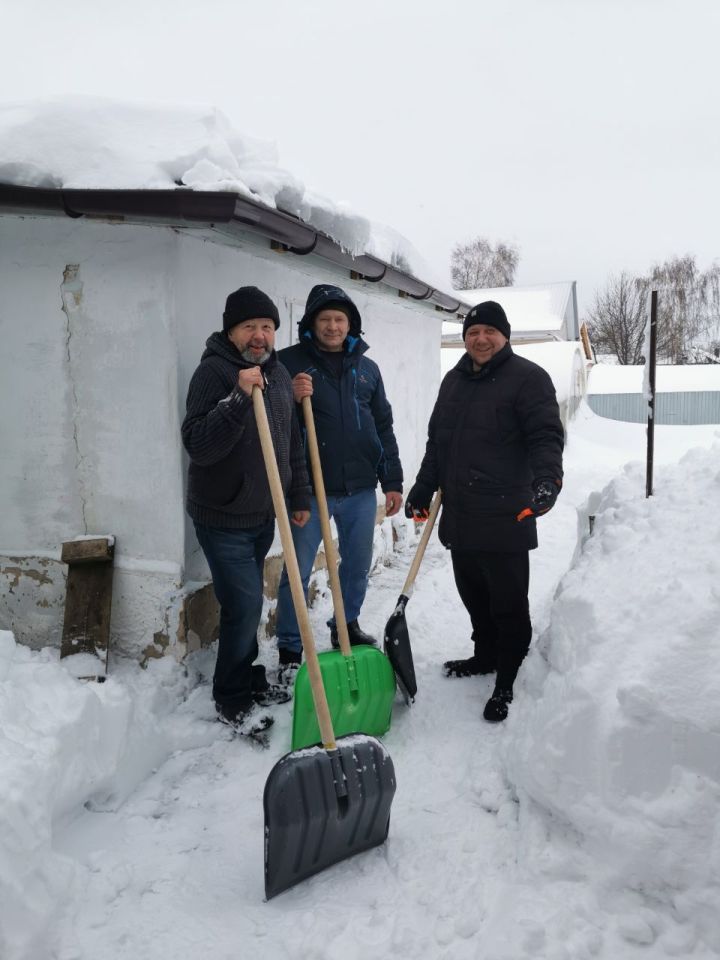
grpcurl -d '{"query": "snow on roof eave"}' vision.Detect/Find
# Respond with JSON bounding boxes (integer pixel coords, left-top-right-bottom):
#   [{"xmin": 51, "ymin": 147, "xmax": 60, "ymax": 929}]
[{"xmin": 0, "ymin": 182, "xmax": 471, "ymax": 317}]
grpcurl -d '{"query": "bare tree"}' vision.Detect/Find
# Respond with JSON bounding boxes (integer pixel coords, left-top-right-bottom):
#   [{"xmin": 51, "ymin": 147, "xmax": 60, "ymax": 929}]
[
  {"xmin": 586, "ymin": 273, "xmax": 650, "ymax": 364},
  {"xmin": 588, "ymin": 257, "xmax": 720, "ymax": 364},
  {"xmin": 450, "ymin": 236, "xmax": 519, "ymax": 290},
  {"xmin": 642, "ymin": 255, "xmax": 720, "ymax": 363}
]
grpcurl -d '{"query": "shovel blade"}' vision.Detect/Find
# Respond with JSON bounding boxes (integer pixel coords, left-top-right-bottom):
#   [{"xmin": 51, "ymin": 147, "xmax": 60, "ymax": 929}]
[
  {"xmin": 291, "ymin": 646, "xmax": 396, "ymax": 751},
  {"xmin": 383, "ymin": 595, "xmax": 417, "ymax": 704},
  {"xmin": 264, "ymin": 734, "xmax": 396, "ymax": 899}
]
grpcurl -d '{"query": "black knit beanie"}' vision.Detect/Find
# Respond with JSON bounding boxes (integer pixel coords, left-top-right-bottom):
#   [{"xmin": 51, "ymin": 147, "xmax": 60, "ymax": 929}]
[
  {"xmin": 223, "ymin": 286, "xmax": 280, "ymax": 333},
  {"xmin": 462, "ymin": 301, "xmax": 511, "ymax": 340}
]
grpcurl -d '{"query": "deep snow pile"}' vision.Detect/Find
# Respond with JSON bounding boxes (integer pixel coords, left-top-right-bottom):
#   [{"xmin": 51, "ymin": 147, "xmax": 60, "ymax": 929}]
[
  {"xmin": 0, "ymin": 96, "xmax": 439, "ymax": 286},
  {"xmin": 0, "ymin": 638, "xmax": 217, "ymax": 960},
  {"xmin": 506, "ymin": 443, "xmax": 720, "ymax": 955}
]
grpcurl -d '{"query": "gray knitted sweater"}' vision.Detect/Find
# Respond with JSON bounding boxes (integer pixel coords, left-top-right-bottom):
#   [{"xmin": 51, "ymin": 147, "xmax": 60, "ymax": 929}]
[{"xmin": 182, "ymin": 332, "xmax": 311, "ymax": 528}]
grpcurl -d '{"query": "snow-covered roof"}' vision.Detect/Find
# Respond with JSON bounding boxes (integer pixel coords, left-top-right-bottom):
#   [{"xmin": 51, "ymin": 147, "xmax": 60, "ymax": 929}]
[
  {"xmin": 0, "ymin": 96, "xmax": 463, "ymax": 310},
  {"xmin": 588, "ymin": 363, "xmax": 720, "ymax": 394},
  {"xmin": 453, "ymin": 281, "xmax": 576, "ymax": 333}
]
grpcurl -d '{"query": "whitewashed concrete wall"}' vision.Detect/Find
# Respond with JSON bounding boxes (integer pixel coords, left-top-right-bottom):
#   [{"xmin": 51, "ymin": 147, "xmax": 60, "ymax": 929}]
[{"xmin": 0, "ymin": 215, "xmax": 441, "ymax": 658}]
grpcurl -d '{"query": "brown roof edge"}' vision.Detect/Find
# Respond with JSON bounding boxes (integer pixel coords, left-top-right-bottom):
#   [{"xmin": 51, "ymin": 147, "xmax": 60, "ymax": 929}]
[{"xmin": 0, "ymin": 183, "xmax": 468, "ymax": 315}]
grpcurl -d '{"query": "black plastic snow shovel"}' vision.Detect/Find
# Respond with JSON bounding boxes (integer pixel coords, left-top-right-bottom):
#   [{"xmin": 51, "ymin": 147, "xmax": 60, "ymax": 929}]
[
  {"xmin": 252, "ymin": 386, "xmax": 396, "ymax": 900},
  {"xmin": 290, "ymin": 396, "xmax": 396, "ymax": 750},
  {"xmin": 383, "ymin": 490, "xmax": 442, "ymax": 704}
]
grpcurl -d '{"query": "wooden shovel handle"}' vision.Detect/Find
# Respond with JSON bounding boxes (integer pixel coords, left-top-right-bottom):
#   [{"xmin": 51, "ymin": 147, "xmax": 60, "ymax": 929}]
[
  {"xmin": 301, "ymin": 396, "xmax": 352, "ymax": 658},
  {"xmin": 252, "ymin": 387, "xmax": 336, "ymax": 749},
  {"xmin": 400, "ymin": 490, "xmax": 442, "ymax": 596}
]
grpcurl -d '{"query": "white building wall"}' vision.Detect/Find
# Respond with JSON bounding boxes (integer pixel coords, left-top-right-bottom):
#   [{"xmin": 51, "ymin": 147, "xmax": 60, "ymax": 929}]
[{"xmin": 0, "ymin": 215, "xmax": 441, "ymax": 658}]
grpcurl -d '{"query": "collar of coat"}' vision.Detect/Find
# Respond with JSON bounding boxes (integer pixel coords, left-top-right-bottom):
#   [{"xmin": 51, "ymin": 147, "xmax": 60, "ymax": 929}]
[
  {"xmin": 300, "ymin": 330, "xmax": 370, "ymax": 361},
  {"xmin": 202, "ymin": 330, "xmax": 279, "ymax": 373},
  {"xmin": 455, "ymin": 342, "xmax": 513, "ymax": 378}
]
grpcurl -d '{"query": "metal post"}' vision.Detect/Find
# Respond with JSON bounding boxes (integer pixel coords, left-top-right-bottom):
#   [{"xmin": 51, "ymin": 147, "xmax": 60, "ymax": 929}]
[{"xmin": 646, "ymin": 290, "xmax": 658, "ymax": 497}]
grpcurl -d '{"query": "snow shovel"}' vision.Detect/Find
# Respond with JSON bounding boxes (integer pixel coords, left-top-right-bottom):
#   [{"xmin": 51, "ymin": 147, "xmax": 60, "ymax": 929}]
[
  {"xmin": 291, "ymin": 396, "xmax": 396, "ymax": 750},
  {"xmin": 383, "ymin": 490, "xmax": 442, "ymax": 704},
  {"xmin": 253, "ymin": 386, "xmax": 396, "ymax": 901}
]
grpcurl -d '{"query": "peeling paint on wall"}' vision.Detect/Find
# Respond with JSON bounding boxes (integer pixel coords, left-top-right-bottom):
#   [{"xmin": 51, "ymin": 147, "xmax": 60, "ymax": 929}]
[{"xmin": 2, "ymin": 564, "xmax": 54, "ymax": 592}]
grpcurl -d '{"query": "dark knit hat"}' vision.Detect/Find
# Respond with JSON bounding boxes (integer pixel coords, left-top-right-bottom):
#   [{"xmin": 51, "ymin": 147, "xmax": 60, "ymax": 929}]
[
  {"xmin": 223, "ymin": 286, "xmax": 280, "ymax": 334},
  {"xmin": 463, "ymin": 300, "xmax": 510, "ymax": 340}
]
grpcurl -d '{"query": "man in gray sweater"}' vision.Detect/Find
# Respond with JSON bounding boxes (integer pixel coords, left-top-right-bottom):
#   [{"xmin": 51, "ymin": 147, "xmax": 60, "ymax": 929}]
[{"xmin": 182, "ymin": 286, "xmax": 311, "ymax": 741}]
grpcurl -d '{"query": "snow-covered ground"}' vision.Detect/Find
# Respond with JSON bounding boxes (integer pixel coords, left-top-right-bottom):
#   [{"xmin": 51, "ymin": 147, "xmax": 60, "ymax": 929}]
[{"xmin": 2, "ymin": 403, "xmax": 720, "ymax": 960}]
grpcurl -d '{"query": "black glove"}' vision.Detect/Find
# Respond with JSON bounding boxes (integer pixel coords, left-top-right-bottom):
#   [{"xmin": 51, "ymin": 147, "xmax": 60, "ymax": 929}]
[
  {"xmin": 532, "ymin": 478, "xmax": 561, "ymax": 515},
  {"xmin": 404, "ymin": 482, "xmax": 434, "ymax": 521},
  {"xmin": 517, "ymin": 478, "xmax": 562, "ymax": 521}
]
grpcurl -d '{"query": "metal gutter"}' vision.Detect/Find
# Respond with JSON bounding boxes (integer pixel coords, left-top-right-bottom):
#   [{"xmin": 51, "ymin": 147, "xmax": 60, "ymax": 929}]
[{"xmin": 0, "ymin": 183, "xmax": 469, "ymax": 315}]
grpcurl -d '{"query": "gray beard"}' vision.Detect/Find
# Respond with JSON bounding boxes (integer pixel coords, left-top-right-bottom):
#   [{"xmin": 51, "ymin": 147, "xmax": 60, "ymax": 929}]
[{"xmin": 241, "ymin": 348, "xmax": 271, "ymax": 365}]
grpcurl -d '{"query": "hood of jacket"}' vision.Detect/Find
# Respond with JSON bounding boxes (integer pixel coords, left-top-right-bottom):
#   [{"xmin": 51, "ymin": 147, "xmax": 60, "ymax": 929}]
[{"xmin": 297, "ymin": 284, "xmax": 363, "ymax": 342}]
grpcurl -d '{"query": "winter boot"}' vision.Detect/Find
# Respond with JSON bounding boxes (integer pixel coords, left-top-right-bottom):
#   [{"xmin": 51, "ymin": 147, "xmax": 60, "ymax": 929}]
[
  {"xmin": 216, "ymin": 701, "xmax": 274, "ymax": 743},
  {"xmin": 443, "ymin": 656, "xmax": 496, "ymax": 678},
  {"xmin": 252, "ymin": 684, "xmax": 292, "ymax": 706},
  {"xmin": 330, "ymin": 619, "xmax": 378, "ymax": 649},
  {"xmin": 250, "ymin": 664, "xmax": 291, "ymax": 705},
  {"xmin": 483, "ymin": 687, "xmax": 513, "ymax": 723},
  {"xmin": 277, "ymin": 647, "xmax": 302, "ymax": 687}
]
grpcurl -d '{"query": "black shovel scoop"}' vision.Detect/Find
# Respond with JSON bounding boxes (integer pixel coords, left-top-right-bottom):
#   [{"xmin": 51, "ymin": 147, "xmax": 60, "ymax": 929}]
[
  {"xmin": 252, "ymin": 387, "xmax": 396, "ymax": 900},
  {"xmin": 384, "ymin": 490, "xmax": 442, "ymax": 704}
]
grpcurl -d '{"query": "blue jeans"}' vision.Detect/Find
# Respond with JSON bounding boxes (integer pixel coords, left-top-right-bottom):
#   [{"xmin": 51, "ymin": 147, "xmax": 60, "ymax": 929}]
[
  {"xmin": 275, "ymin": 488, "xmax": 377, "ymax": 655},
  {"xmin": 194, "ymin": 520, "xmax": 275, "ymax": 712}
]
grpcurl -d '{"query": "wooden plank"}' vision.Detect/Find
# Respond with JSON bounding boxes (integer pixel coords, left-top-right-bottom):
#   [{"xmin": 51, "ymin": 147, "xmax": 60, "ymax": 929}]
[
  {"xmin": 580, "ymin": 322, "xmax": 593, "ymax": 361},
  {"xmin": 60, "ymin": 540, "xmax": 115, "ymax": 677},
  {"xmin": 61, "ymin": 537, "xmax": 114, "ymax": 565}
]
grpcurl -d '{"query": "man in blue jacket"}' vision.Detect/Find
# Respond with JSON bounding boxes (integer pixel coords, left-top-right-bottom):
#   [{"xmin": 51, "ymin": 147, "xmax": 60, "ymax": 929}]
[{"xmin": 275, "ymin": 284, "xmax": 403, "ymax": 678}]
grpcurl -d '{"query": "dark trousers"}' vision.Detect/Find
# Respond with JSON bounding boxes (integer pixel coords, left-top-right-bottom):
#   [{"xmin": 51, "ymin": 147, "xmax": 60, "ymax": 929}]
[
  {"xmin": 194, "ymin": 521, "xmax": 275, "ymax": 713},
  {"xmin": 450, "ymin": 549, "xmax": 532, "ymax": 691}
]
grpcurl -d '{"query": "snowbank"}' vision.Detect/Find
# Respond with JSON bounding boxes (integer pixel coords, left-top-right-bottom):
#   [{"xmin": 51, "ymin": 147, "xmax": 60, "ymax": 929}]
[
  {"xmin": 506, "ymin": 443, "xmax": 720, "ymax": 954},
  {"xmin": 0, "ymin": 633, "xmax": 217, "ymax": 960},
  {"xmin": 0, "ymin": 96, "xmax": 440, "ymax": 287},
  {"xmin": 514, "ymin": 341, "xmax": 587, "ymax": 407}
]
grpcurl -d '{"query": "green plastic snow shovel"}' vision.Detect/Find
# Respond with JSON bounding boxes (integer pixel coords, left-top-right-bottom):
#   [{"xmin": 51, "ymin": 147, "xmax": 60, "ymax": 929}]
[
  {"xmin": 254, "ymin": 386, "xmax": 396, "ymax": 900},
  {"xmin": 290, "ymin": 396, "xmax": 396, "ymax": 751}
]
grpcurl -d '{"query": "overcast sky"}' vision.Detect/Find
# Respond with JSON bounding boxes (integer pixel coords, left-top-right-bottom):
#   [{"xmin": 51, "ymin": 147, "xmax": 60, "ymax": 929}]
[{"xmin": 3, "ymin": 0, "xmax": 718, "ymax": 313}]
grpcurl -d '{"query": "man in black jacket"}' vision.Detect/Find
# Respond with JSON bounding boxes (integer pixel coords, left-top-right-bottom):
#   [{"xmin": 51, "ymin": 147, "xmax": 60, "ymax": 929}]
[
  {"xmin": 275, "ymin": 284, "xmax": 403, "ymax": 676},
  {"xmin": 405, "ymin": 301, "xmax": 564, "ymax": 722},
  {"xmin": 182, "ymin": 286, "xmax": 311, "ymax": 740}
]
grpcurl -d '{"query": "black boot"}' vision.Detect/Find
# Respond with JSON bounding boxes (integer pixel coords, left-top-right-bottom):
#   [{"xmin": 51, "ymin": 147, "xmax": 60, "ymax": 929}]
[
  {"xmin": 330, "ymin": 619, "xmax": 378, "ymax": 649},
  {"xmin": 250, "ymin": 663, "xmax": 292, "ymax": 705},
  {"xmin": 277, "ymin": 647, "xmax": 302, "ymax": 687},
  {"xmin": 483, "ymin": 687, "xmax": 513, "ymax": 723},
  {"xmin": 216, "ymin": 701, "xmax": 274, "ymax": 743},
  {"xmin": 443, "ymin": 656, "xmax": 496, "ymax": 678}
]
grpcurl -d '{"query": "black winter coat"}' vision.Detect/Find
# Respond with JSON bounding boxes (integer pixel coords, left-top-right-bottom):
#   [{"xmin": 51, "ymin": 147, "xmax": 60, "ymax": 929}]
[
  {"xmin": 278, "ymin": 336, "xmax": 403, "ymax": 496},
  {"xmin": 415, "ymin": 345, "xmax": 564, "ymax": 552},
  {"xmin": 182, "ymin": 332, "xmax": 311, "ymax": 528}
]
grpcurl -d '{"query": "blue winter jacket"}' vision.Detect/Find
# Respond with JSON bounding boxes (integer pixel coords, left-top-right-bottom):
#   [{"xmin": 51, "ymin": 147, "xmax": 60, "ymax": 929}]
[{"xmin": 278, "ymin": 334, "xmax": 403, "ymax": 496}]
